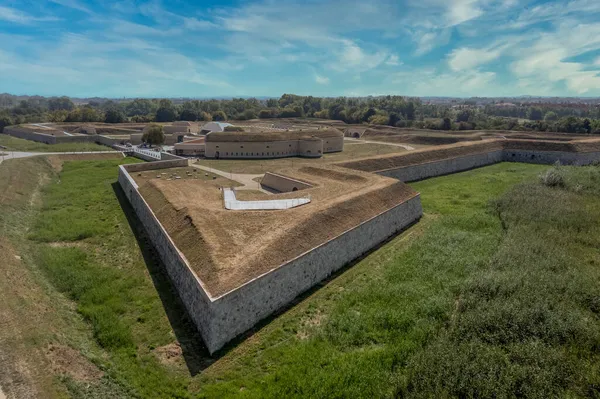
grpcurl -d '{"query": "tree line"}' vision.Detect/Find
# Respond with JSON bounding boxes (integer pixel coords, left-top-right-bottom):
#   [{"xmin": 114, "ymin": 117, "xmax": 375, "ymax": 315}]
[{"xmin": 1, "ymin": 94, "xmax": 600, "ymax": 134}]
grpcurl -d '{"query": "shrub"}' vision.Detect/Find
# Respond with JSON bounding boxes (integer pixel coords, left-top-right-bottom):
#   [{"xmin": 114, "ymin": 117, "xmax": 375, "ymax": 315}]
[
  {"xmin": 224, "ymin": 125, "xmax": 244, "ymax": 132},
  {"xmin": 539, "ymin": 163, "xmax": 565, "ymax": 187}
]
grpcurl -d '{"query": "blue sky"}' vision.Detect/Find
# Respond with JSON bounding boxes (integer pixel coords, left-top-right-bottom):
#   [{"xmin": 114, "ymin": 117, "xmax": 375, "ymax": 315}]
[{"xmin": 2, "ymin": 0, "xmax": 600, "ymax": 98}]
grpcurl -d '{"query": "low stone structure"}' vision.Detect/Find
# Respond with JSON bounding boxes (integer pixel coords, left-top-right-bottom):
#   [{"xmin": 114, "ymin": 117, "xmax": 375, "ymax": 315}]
[
  {"xmin": 260, "ymin": 172, "xmax": 313, "ymax": 192},
  {"xmin": 173, "ymin": 138, "xmax": 205, "ymax": 156},
  {"xmin": 3, "ymin": 126, "xmax": 118, "ymax": 146},
  {"xmin": 204, "ymin": 129, "xmax": 344, "ymax": 159}
]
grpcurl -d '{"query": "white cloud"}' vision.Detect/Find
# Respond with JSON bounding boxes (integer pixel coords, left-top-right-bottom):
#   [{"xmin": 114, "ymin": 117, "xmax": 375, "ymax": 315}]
[
  {"xmin": 509, "ymin": 21, "xmax": 600, "ymax": 94},
  {"xmin": 315, "ymin": 74, "xmax": 330, "ymax": 85},
  {"xmin": 385, "ymin": 54, "xmax": 402, "ymax": 66},
  {"xmin": 331, "ymin": 40, "xmax": 389, "ymax": 72},
  {"xmin": 49, "ymin": 0, "xmax": 92, "ymax": 14},
  {"xmin": 183, "ymin": 17, "xmax": 217, "ymax": 30},
  {"xmin": 391, "ymin": 68, "xmax": 501, "ymax": 96},
  {"xmin": 0, "ymin": 6, "xmax": 59, "ymax": 24},
  {"xmin": 0, "ymin": 31, "xmax": 231, "ymax": 97},
  {"xmin": 413, "ymin": 29, "xmax": 451, "ymax": 56},
  {"xmin": 448, "ymin": 47, "xmax": 501, "ymax": 71},
  {"xmin": 446, "ymin": 0, "xmax": 484, "ymax": 26}
]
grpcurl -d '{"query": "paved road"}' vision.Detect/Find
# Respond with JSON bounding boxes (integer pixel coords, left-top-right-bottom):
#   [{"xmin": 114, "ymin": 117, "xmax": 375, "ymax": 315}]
[
  {"xmin": 0, "ymin": 151, "xmax": 121, "ymax": 166},
  {"xmin": 189, "ymin": 163, "xmax": 269, "ymax": 193},
  {"xmin": 344, "ymin": 137, "xmax": 415, "ymax": 150}
]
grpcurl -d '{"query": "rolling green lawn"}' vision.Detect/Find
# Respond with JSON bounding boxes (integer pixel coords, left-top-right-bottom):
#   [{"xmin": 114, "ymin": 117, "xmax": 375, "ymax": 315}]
[
  {"xmin": 0, "ymin": 134, "xmax": 111, "ymax": 152},
  {"xmin": 8, "ymin": 158, "xmax": 600, "ymax": 398}
]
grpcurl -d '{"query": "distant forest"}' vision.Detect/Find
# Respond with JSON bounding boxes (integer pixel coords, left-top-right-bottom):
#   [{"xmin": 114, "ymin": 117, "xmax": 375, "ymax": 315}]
[{"xmin": 1, "ymin": 93, "xmax": 600, "ymax": 134}]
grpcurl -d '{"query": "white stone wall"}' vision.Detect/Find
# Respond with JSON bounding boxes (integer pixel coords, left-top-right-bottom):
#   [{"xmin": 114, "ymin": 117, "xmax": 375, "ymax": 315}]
[
  {"xmin": 118, "ymin": 165, "xmax": 218, "ymax": 349},
  {"xmin": 378, "ymin": 151, "xmax": 504, "ymax": 182},
  {"xmin": 207, "ymin": 195, "xmax": 423, "ymax": 351},
  {"xmin": 503, "ymin": 150, "xmax": 600, "ymax": 165},
  {"xmin": 378, "ymin": 150, "xmax": 600, "ymax": 182},
  {"xmin": 261, "ymin": 172, "xmax": 313, "ymax": 192}
]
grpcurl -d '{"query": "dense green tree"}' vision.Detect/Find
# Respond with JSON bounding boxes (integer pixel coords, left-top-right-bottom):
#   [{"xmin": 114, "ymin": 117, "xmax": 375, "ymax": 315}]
[
  {"xmin": 0, "ymin": 115, "xmax": 12, "ymax": 132},
  {"xmin": 544, "ymin": 111, "xmax": 558, "ymax": 121},
  {"xmin": 526, "ymin": 107, "xmax": 544, "ymax": 121},
  {"xmin": 369, "ymin": 115, "xmax": 389, "ymax": 125},
  {"xmin": 155, "ymin": 106, "xmax": 177, "ymax": 122},
  {"xmin": 238, "ymin": 109, "xmax": 258, "ymax": 120},
  {"xmin": 48, "ymin": 96, "xmax": 75, "ymax": 111},
  {"xmin": 583, "ymin": 118, "xmax": 592, "ymax": 134},
  {"xmin": 441, "ymin": 117, "xmax": 452, "ymax": 130},
  {"xmin": 48, "ymin": 110, "xmax": 68, "ymax": 122},
  {"xmin": 179, "ymin": 109, "xmax": 199, "ymax": 121},
  {"xmin": 125, "ymin": 99, "xmax": 157, "ymax": 117},
  {"xmin": 199, "ymin": 111, "xmax": 212, "ymax": 121},
  {"xmin": 142, "ymin": 124, "xmax": 165, "ymax": 146},
  {"xmin": 212, "ymin": 110, "xmax": 227, "ymax": 121},
  {"xmin": 104, "ymin": 109, "xmax": 126, "ymax": 123},
  {"xmin": 456, "ymin": 109, "xmax": 472, "ymax": 123}
]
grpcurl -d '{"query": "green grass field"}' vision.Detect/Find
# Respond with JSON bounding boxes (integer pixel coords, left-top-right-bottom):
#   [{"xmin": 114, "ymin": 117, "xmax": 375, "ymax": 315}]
[
  {"xmin": 0, "ymin": 134, "xmax": 111, "ymax": 152},
  {"xmin": 4, "ymin": 157, "xmax": 600, "ymax": 398}
]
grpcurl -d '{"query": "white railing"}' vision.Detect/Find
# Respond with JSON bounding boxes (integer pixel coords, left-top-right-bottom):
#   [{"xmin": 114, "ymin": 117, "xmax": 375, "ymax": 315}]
[
  {"xmin": 134, "ymin": 147, "xmax": 162, "ymax": 160},
  {"xmin": 223, "ymin": 188, "xmax": 310, "ymax": 210}
]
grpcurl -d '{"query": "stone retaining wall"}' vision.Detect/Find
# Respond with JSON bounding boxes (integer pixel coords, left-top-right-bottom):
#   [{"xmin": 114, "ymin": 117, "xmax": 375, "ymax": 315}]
[
  {"xmin": 3, "ymin": 127, "xmax": 59, "ymax": 144},
  {"xmin": 3, "ymin": 127, "xmax": 118, "ymax": 147},
  {"xmin": 378, "ymin": 151, "xmax": 503, "ymax": 182},
  {"xmin": 502, "ymin": 150, "xmax": 600, "ymax": 165},
  {"xmin": 261, "ymin": 172, "xmax": 313, "ymax": 192},
  {"xmin": 378, "ymin": 149, "xmax": 600, "ymax": 182},
  {"xmin": 118, "ymin": 161, "xmax": 423, "ymax": 353},
  {"xmin": 118, "ymin": 164, "xmax": 216, "ymax": 347},
  {"xmin": 207, "ymin": 194, "xmax": 423, "ymax": 351}
]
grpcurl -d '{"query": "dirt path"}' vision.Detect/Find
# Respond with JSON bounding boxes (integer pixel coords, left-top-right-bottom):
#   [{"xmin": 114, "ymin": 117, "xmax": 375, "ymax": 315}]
[
  {"xmin": 344, "ymin": 137, "xmax": 415, "ymax": 150},
  {"xmin": 190, "ymin": 163, "xmax": 269, "ymax": 192}
]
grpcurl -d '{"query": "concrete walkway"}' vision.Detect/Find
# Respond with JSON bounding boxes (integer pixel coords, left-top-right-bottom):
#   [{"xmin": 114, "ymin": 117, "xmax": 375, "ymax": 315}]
[
  {"xmin": 189, "ymin": 163, "xmax": 270, "ymax": 192},
  {"xmin": 223, "ymin": 188, "xmax": 310, "ymax": 210},
  {"xmin": 344, "ymin": 137, "xmax": 415, "ymax": 151}
]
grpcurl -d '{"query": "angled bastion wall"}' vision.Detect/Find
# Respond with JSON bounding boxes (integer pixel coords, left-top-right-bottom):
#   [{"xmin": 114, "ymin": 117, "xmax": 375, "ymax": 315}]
[{"xmin": 118, "ymin": 161, "xmax": 423, "ymax": 353}]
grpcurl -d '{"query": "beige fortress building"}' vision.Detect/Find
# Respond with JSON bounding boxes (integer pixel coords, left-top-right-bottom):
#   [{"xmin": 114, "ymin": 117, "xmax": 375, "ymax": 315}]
[{"xmin": 204, "ymin": 129, "xmax": 344, "ymax": 159}]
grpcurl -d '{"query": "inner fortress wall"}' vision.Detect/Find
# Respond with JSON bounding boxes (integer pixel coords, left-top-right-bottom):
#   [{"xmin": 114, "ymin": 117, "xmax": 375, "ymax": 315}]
[
  {"xmin": 378, "ymin": 150, "xmax": 504, "ymax": 182},
  {"xmin": 3, "ymin": 126, "xmax": 119, "ymax": 146},
  {"xmin": 370, "ymin": 141, "xmax": 600, "ymax": 182}
]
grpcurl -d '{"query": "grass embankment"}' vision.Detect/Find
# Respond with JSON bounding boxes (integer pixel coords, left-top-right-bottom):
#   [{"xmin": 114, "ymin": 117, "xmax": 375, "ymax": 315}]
[
  {"xmin": 28, "ymin": 158, "xmax": 199, "ymax": 398},
  {"xmin": 0, "ymin": 134, "xmax": 111, "ymax": 152},
  {"xmin": 17, "ymin": 159, "xmax": 600, "ymax": 397},
  {"xmin": 195, "ymin": 162, "xmax": 600, "ymax": 398}
]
